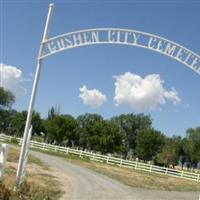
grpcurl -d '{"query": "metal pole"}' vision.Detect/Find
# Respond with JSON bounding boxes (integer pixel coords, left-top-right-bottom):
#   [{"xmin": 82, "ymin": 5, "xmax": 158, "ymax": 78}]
[
  {"xmin": 0, "ymin": 144, "xmax": 8, "ymax": 181},
  {"xmin": 16, "ymin": 3, "xmax": 54, "ymax": 187},
  {"xmin": 20, "ymin": 126, "xmax": 33, "ymax": 185}
]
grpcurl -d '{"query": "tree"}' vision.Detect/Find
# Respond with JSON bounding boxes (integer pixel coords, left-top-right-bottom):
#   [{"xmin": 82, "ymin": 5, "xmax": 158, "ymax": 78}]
[
  {"xmin": 0, "ymin": 87, "xmax": 15, "ymax": 109},
  {"xmin": 77, "ymin": 113, "xmax": 103, "ymax": 129},
  {"xmin": 31, "ymin": 111, "xmax": 44, "ymax": 136},
  {"xmin": 76, "ymin": 113, "xmax": 103, "ymax": 149},
  {"xmin": 47, "ymin": 105, "xmax": 60, "ymax": 120},
  {"xmin": 135, "ymin": 129, "xmax": 166, "ymax": 161},
  {"xmin": 157, "ymin": 136, "xmax": 182, "ymax": 167},
  {"xmin": 11, "ymin": 111, "xmax": 27, "ymax": 137},
  {"xmin": 184, "ymin": 127, "xmax": 200, "ymax": 168},
  {"xmin": 111, "ymin": 113, "xmax": 152, "ymax": 157},
  {"xmin": 11, "ymin": 111, "xmax": 44, "ymax": 137},
  {"xmin": 75, "ymin": 114, "xmax": 124, "ymax": 153},
  {"xmin": 0, "ymin": 109, "xmax": 17, "ymax": 134},
  {"xmin": 44, "ymin": 114, "xmax": 77, "ymax": 146},
  {"xmin": 0, "ymin": 87, "xmax": 15, "ymax": 134},
  {"xmin": 89, "ymin": 120, "xmax": 123, "ymax": 154},
  {"xmin": 179, "ymin": 138, "xmax": 190, "ymax": 170},
  {"xmin": 62, "ymin": 114, "xmax": 78, "ymax": 147}
]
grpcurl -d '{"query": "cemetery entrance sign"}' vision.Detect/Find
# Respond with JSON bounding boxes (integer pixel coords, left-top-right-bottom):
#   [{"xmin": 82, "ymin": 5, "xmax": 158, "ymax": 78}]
[
  {"xmin": 42, "ymin": 28, "xmax": 200, "ymax": 75},
  {"xmin": 16, "ymin": 3, "xmax": 200, "ymax": 186}
]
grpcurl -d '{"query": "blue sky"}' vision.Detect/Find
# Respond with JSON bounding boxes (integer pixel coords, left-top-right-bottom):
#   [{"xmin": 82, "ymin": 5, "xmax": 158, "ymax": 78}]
[{"xmin": 1, "ymin": 0, "xmax": 200, "ymax": 137}]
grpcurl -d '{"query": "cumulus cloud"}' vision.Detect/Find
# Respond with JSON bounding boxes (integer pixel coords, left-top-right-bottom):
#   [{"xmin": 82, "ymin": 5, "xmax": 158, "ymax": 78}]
[
  {"xmin": 79, "ymin": 85, "xmax": 107, "ymax": 108},
  {"xmin": 113, "ymin": 72, "xmax": 181, "ymax": 111},
  {"xmin": 0, "ymin": 63, "xmax": 27, "ymax": 98}
]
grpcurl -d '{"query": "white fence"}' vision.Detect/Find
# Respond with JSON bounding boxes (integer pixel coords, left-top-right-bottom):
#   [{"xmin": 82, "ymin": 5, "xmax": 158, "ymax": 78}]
[
  {"xmin": 0, "ymin": 133, "xmax": 200, "ymax": 183},
  {"xmin": 0, "ymin": 143, "xmax": 8, "ymax": 181}
]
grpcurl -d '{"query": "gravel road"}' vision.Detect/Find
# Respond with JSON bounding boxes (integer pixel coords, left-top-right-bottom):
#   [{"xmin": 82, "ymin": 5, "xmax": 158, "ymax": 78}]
[{"xmin": 30, "ymin": 151, "xmax": 199, "ymax": 200}]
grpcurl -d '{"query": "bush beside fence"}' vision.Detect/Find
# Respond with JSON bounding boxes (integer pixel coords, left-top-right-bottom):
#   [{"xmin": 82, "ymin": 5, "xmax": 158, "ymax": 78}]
[{"xmin": 0, "ymin": 133, "xmax": 199, "ymax": 183}]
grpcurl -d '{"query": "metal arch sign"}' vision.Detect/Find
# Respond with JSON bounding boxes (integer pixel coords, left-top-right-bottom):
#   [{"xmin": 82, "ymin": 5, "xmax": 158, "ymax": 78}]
[
  {"xmin": 42, "ymin": 28, "xmax": 200, "ymax": 76},
  {"xmin": 16, "ymin": 3, "xmax": 200, "ymax": 186}
]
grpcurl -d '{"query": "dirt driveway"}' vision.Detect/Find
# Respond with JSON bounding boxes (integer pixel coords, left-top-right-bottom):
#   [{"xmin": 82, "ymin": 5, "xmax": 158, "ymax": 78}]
[{"xmin": 30, "ymin": 151, "xmax": 199, "ymax": 200}]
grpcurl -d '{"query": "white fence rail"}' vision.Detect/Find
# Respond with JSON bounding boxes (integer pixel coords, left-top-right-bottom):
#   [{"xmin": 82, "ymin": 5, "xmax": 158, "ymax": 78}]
[
  {"xmin": 0, "ymin": 133, "xmax": 199, "ymax": 183},
  {"xmin": 0, "ymin": 143, "xmax": 8, "ymax": 181}
]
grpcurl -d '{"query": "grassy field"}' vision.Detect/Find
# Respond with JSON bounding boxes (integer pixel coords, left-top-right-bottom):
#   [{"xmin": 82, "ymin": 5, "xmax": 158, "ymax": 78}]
[
  {"xmin": 0, "ymin": 146, "xmax": 63, "ymax": 200},
  {"xmin": 70, "ymin": 159, "xmax": 200, "ymax": 191},
  {"xmin": 32, "ymin": 148, "xmax": 200, "ymax": 192}
]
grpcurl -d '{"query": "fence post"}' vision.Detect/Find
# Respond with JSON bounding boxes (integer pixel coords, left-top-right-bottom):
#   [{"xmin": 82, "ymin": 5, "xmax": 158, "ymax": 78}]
[
  {"xmin": 106, "ymin": 155, "xmax": 109, "ymax": 164},
  {"xmin": 135, "ymin": 160, "xmax": 138, "ymax": 170},
  {"xmin": 120, "ymin": 159, "xmax": 123, "ymax": 167},
  {"xmin": 92, "ymin": 153, "xmax": 95, "ymax": 160},
  {"xmin": 165, "ymin": 168, "xmax": 168, "ymax": 174},
  {"xmin": 31, "ymin": 140, "xmax": 33, "ymax": 148},
  {"xmin": 149, "ymin": 164, "xmax": 153, "ymax": 172},
  {"xmin": 0, "ymin": 144, "xmax": 8, "ymax": 181},
  {"xmin": 43, "ymin": 143, "xmax": 45, "ymax": 150},
  {"xmin": 197, "ymin": 173, "xmax": 200, "ymax": 182},
  {"xmin": 66, "ymin": 147, "xmax": 69, "ymax": 154},
  {"xmin": 181, "ymin": 170, "xmax": 184, "ymax": 177},
  {"xmin": 79, "ymin": 150, "xmax": 82, "ymax": 157}
]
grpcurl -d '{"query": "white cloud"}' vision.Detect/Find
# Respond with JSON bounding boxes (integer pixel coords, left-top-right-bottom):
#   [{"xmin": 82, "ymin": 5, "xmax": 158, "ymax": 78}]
[
  {"xmin": 0, "ymin": 63, "xmax": 27, "ymax": 98},
  {"xmin": 113, "ymin": 72, "xmax": 181, "ymax": 111},
  {"xmin": 79, "ymin": 85, "xmax": 107, "ymax": 108}
]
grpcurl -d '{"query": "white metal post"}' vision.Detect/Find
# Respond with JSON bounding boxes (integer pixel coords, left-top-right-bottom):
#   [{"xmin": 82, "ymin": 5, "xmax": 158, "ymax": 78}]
[
  {"xmin": 16, "ymin": 3, "xmax": 54, "ymax": 187},
  {"xmin": 0, "ymin": 144, "xmax": 8, "ymax": 181},
  {"xmin": 20, "ymin": 126, "xmax": 32, "ymax": 183}
]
